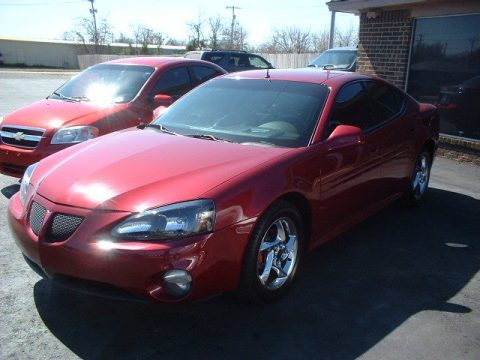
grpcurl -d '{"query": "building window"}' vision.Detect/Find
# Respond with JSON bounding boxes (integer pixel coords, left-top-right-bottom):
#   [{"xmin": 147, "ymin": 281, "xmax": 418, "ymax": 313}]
[{"xmin": 407, "ymin": 14, "xmax": 480, "ymax": 140}]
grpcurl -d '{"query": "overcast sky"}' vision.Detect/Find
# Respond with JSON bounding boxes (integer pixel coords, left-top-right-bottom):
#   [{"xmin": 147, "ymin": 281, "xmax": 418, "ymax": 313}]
[{"xmin": 0, "ymin": 0, "xmax": 358, "ymax": 46}]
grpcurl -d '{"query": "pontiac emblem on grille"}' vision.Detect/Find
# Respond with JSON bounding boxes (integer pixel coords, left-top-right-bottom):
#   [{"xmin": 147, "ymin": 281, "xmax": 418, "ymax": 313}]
[{"xmin": 14, "ymin": 132, "xmax": 25, "ymax": 141}]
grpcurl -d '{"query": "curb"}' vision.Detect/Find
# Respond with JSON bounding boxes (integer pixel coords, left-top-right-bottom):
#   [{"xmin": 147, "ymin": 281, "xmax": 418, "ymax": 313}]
[
  {"xmin": 440, "ymin": 134, "xmax": 480, "ymax": 151},
  {"xmin": 0, "ymin": 68, "xmax": 79, "ymax": 75},
  {"xmin": 438, "ymin": 134, "xmax": 480, "ymax": 165}
]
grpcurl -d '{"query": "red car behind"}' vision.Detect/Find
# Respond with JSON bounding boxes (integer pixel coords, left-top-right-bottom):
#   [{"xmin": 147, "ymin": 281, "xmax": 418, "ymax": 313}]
[
  {"xmin": 0, "ymin": 57, "xmax": 225, "ymax": 177},
  {"xmin": 9, "ymin": 69, "xmax": 439, "ymax": 303}
]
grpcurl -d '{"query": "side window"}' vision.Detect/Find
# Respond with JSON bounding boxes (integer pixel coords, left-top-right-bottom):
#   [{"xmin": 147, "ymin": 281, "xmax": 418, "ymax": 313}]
[
  {"xmin": 203, "ymin": 53, "xmax": 225, "ymax": 65},
  {"xmin": 150, "ymin": 67, "xmax": 191, "ymax": 100},
  {"xmin": 190, "ymin": 66, "xmax": 222, "ymax": 86},
  {"xmin": 229, "ymin": 54, "xmax": 249, "ymax": 69},
  {"xmin": 325, "ymin": 82, "xmax": 371, "ymax": 138},
  {"xmin": 248, "ymin": 55, "xmax": 270, "ymax": 69},
  {"xmin": 364, "ymin": 81, "xmax": 405, "ymax": 129}
]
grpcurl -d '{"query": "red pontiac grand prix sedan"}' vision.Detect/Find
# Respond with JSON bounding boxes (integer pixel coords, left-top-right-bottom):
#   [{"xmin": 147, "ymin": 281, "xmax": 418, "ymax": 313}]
[
  {"xmin": 0, "ymin": 57, "xmax": 226, "ymax": 177},
  {"xmin": 9, "ymin": 69, "xmax": 439, "ymax": 303}
]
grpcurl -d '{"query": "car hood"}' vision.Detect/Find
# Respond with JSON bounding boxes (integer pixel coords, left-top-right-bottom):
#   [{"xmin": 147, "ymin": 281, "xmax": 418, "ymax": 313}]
[
  {"xmin": 3, "ymin": 98, "xmax": 125, "ymax": 129},
  {"xmin": 34, "ymin": 129, "xmax": 293, "ymax": 212}
]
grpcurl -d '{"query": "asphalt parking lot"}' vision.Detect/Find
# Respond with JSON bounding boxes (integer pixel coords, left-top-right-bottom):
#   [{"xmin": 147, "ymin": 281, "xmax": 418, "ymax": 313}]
[{"xmin": 0, "ymin": 69, "xmax": 479, "ymax": 360}]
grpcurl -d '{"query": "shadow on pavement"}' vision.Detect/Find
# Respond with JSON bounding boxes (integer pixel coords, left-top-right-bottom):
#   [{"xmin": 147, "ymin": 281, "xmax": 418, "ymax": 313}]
[
  {"xmin": 1, "ymin": 184, "xmax": 20, "ymax": 199},
  {"xmin": 33, "ymin": 188, "xmax": 480, "ymax": 359}
]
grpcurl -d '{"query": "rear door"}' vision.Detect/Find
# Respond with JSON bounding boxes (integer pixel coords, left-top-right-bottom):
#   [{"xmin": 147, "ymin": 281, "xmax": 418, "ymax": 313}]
[{"xmin": 149, "ymin": 66, "xmax": 192, "ymax": 101}]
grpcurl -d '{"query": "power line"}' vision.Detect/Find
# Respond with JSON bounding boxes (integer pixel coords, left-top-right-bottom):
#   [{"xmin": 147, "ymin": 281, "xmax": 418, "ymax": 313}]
[{"xmin": 0, "ymin": 1, "xmax": 83, "ymax": 5}]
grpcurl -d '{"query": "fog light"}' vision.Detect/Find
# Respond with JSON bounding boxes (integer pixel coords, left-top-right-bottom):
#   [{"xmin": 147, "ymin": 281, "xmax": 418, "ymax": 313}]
[{"xmin": 162, "ymin": 270, "xmax": 193, "ymax": 299}]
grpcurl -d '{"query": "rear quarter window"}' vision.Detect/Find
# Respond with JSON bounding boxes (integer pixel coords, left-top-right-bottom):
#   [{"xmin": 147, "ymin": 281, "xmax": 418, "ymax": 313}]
[
  {"xmin": 190, "ymin": 66, "xmax": 223, "ymax": 86},
  {"xmin": 365, "ymin": 81, "xmax": 405, "ymax": 128}
]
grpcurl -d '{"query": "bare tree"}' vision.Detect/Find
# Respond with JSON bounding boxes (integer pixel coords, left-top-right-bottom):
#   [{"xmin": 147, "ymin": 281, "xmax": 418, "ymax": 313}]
[
  {"xmin": 61, "ymin": 31, "xmax": 76, "ymax": 41},
  {"xmin": 232, "ymin": 25, "xmax": 248, "ymax": 50},
  {"xmin": 115, "ymin": 33, "xmax": 132, "ymax": 43},
  {"xmin": 165, "ymin": 38, "xmax": 186, "ymax": 46},
  {"xmin": 97, "ymin": 18, "xmax": 114, "ymax": 45},
  {"xmin": 262, "ymin": 27, "xmax": 311, "ymax": 53},
  {"xmin": 335, "ymin": 25, "xmax": 358, "ymax": 47},
  {"xmin": 131, "ymin": 25, "xmax": 164, "ymax": 54},
  {"xmin": 208, "ymin": 15, "xmax": 225, "ymax": 49},
  {"xmin": 311, "ymin": 29, "xmax": 330, "ymax": 53},
  {"xmin": 62, "ymin": 16, "xmax": 113, "ymax": 52},
  {"xmin": 187, "ymin": 16, "xmax": 206, "ymax": 50}
]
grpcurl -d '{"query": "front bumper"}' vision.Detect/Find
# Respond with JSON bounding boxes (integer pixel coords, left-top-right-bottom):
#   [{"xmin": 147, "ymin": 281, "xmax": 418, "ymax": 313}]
[
  {"xmin": 0, "ymin": 143, "xmax": 69, "ymax": 177},
  {"xmin": 8, "ymin": 192, "xmax": 253, "ymax": 302}
]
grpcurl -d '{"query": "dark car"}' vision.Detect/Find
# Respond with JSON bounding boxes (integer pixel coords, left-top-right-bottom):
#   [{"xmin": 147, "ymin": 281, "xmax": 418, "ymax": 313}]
[
  {"xmin": 0, "ymin": 57, "xmax": 226, "ymax": 177},
  {"xmin": 185, "ymin": 50, "xmax": 273, "ymax": 73},
  {"xmin": 10, "ymin": 69, "xmax": 439, "ymax": 304},
  {"xmin": 436, "ymin": 75, "xmax": 480, "ymax": 138},
  {"xmin": 308, "ymin": 47, "xmax": 357, "ymax": 71}
]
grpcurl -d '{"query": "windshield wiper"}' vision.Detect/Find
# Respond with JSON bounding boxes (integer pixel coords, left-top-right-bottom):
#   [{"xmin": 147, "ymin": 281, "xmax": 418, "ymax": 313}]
[
  {"xmin": 52, "ymin": 91, "xmax": 90, "ymax": 102},
  {"xmin": 143, "ymin": 123, "xmax": 180, "ymax": 136},
  {"xmin": 72, "ymin": 95, "xmax": 90, "ymax": 102},
  {"xmin": 185, "ymin": 134, "xmax": 233, "ymax": 142},
  {"xmin": 52, "ymin": 91, "xmax": 81, "ymax": 102}
]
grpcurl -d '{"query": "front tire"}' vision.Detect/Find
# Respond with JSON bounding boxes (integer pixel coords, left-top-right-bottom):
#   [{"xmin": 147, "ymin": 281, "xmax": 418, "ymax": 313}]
[{"xmin": 235, "ymin": 201, "xmax": 304, "ymax": 303}]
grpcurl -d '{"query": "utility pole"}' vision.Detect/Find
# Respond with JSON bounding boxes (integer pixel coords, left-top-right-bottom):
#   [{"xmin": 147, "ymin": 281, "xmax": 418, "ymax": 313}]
[
  {"xmin": 88, "ymin": 0, "xmax": 98, "ymax": 51},
  {"xmin": 226, "ymin": 5, "xmax": 241, "ymax": 48}
]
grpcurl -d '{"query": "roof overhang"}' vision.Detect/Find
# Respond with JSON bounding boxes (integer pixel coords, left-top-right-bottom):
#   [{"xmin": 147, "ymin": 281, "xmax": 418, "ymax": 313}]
[{"xmin": 326, "ymin": 0, "xmax": 427, "ymax": 14}]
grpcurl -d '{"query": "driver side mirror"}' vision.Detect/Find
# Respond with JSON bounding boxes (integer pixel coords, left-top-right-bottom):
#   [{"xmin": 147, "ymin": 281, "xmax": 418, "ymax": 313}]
[
  {"xmin": 153, "ymin": 94, "xmax": 174, "ymax": 108},
  {"xmin": 326, "ymin": 125, "xmax": 364, "ymax": 150}
]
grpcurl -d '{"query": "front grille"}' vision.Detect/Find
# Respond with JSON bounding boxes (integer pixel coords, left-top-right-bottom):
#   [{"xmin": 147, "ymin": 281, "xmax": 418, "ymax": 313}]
[
  {"xmin": 29, "ymin": 202, "xmax": 47, "ymax": 236},
  {"xmin": 0, "ymin": 125, "xmax": 45, "ymax": 149},
  {"xmin": 46, "ymin": 213, "xmax": 84, "ymax": 243}
]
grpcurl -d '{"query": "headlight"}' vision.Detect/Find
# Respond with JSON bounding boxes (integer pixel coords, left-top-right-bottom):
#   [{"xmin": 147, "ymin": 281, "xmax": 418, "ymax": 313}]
[
  {"xmin": 111, "ymin": 200, "xmax": 215, "ymax": 241},
  {"xmin": 51, "ymin": 126, "xmax": 98, "ymax": 144},
  {"xmin": 20, "ymin": 163, "xmax": 37, "ymax": 206}
]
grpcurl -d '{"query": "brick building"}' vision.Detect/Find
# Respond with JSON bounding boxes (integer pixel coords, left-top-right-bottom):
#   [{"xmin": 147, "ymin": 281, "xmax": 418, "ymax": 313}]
[{"xmin": 327, "ymin": 0, "xmax": 480, "ymax": 139}]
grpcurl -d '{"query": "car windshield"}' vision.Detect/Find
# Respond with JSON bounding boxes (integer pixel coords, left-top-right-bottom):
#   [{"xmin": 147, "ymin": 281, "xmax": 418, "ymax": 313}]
[
  {"xmin": 309, "ymin": 50, "xmax": 356, "ymax": 69},
  {"xmin": 151, "ymin": 78, "xmax": 328, "ymax": 147},
  {"xmin": 461, "ymin": 75, "xmax": 480, "ymax": 88},
  {"xmin": 50, "ymin": 64, "xmax": 155, "ymax": 104}
]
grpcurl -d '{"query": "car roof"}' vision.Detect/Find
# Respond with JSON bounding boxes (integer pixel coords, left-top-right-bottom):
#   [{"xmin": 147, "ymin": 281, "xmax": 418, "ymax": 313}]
[
  {"xmin": 324, "ymin": 47, "xmax": 357, "ymax": 52},
  {"xmin": 209, "ymin": 50, "xmax": 248, "ymax": 53},
  {"xmin": 223, "ymin": 68, "xmax": 371, "ymax": 87},
  {"xmin": 103, "ymin": 56, "xmax": 212, "ymax": 67}
]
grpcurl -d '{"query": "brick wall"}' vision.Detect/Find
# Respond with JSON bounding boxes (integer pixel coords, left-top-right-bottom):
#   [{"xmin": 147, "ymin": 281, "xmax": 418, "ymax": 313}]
[{"xmin": 357, "ymin": 10, "xmax": 413, "ymax": 89}]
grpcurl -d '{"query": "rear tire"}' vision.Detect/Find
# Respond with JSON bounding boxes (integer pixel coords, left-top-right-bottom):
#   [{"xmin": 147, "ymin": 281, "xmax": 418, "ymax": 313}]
[
  {"xmin": 404, "ymin": 149, "xmax": 431, "ymax": 206},
  {"xmin": 235, "ymin": 201, "xmax": 304, "ymax": 303}
]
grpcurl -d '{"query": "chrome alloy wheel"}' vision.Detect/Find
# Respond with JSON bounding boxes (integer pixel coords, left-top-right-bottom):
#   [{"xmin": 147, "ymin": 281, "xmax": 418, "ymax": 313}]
[
  {"xmin": 412, "ymin": 153, "xmax": 430, "ymax": 200},
  {"xmin": 257, "ymin": 217, "xmax": 298, "ymax": 290}
]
